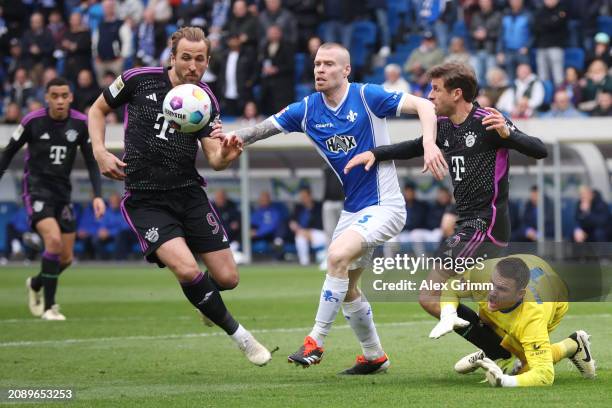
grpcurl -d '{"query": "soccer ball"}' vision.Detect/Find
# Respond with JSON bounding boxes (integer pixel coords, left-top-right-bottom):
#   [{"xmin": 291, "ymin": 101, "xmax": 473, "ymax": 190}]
[{"xmin": 162, "ymin": 83, "xmax": 212, "ymax": 133}]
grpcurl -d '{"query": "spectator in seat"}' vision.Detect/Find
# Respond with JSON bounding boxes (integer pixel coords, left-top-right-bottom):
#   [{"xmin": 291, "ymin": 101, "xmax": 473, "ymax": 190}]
[
  {"xmin": 251, "ymin": 191, "xmax": 285, "ymax": 251},
  {"xmin": 5, "ymin": 67, "xmax": 35, "ymax": 113},
  {"xmin": 284, "ymin": 0, "xmax": 322, "ymax": 52},
  {"xmin": 92, "ymin": 0, "xmax": 132, "ymax": 85},
  {"xmin": 93, "ymin": 192, "xmax": 132, "ymax": 260},
  {"xmin": 396, "ymin": 181, "xmax": 431, "ymax": 254},
  {"xmin": 76, "ymin": 200, "xmax": 101, "ymax": 260},
  {"xmin": 62, "ymin": 12, "xmax": 93, "ymax": 85},
  {"xmin": 212, "ymin": 189, "xmax": 242, "ymax": 247},
  {"xmin": 382, "ymin": 64, "xmax": 411, "ymax": 94},
  {"xmin": 558, "ymin": 66, "xmax": 583, "ymax": 106},
  {"xmin": 591, "ymin": 90, "xmax": 612, "ymax": 117},
  {"xmin": 258, "ymin": 0, "xmax": 298, "ymax": 47},
  {"xmin": 444, "ymin": 37, "xmax": 471, "ymax": 66},
  {"xmin": 236, "ymin": 101, "xmax": 264, "ymax": 126},
  {"xmin": 259, "ymin": 25, "xmax": 294, "ymax": 115},
  {"xmin": 497, "ymin": 63, "xmax": 545, "ymax": 117},
  {"xmin": 574, "ymin": 185, "xmax": 610, "ymax": 243},
  {"xmin": 301, "ymin": 35, "xmax": 321, "ymax": 85},
  {"xmin": 3, "ymin": 102, "xmax": 22, "ymax": 124},
  {"xmin": 512, "ymin": 185, "xmax": 554, "ymax": 242},
  {"xmin": 289, "ymin": 187, "xmax": 326, "ymax": 266},
  {"xmin": 482, "ymin": 66, "xmax": 510, "ymax": 107},
  {"xmin": 427, "ymin": 186, "xmax": 452, "ymax": 232},
  {"xmin": 533, "ymin": 0, "xmax": 567, "ymax": 87},
  {"xmin": 21, "ymin": 12, "xmax": 55, "ymax": 75},
  {"xmin": 403, "ymin": 31, "xmax": 445, "ymax": 83},
  {"xmin": 586, "ymin": 32, "xmax": 612, "ymax": 68},
  {"xmin": 73, "ymin": 69, "xmax": 102, "ymax": 113},
  {"xmin": 218, "ymin": 32, "xmax": 258, "ymax": 116},
  {"xmin": 497, "ymin": 0, "xmax": 532, "ymax": 82},
  {"xmin": 579, "ymin": 59, "xmax": 612, "ymax": 113},
  {"xmin": 224, "ymin": 0, "xmax": 259, "ymax": 53},
  {"xmin": 540, "ymin": 89, "xmax": 586, "ymax": 118},
  {"xmin": 470, "ymin": 0, "xmax": 502, "ymax": 85}
]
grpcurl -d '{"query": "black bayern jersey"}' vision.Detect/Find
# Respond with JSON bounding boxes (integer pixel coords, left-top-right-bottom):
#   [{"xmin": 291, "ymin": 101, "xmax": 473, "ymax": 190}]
[
  {"xmin": 102, "ymin": 66, "xmax": 220, "ymax": 191},
  {"xmin": 0, "ymin": 108, "xmax": 102, "ymax": 204},
  {"xmin": 372, "ymin": 104, "xmax": 547, "ymax": 244}
]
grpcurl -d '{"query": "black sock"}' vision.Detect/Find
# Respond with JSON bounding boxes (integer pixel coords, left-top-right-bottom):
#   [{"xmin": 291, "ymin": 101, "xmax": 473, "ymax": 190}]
[
  {"xmin": 31, "ymin": 262, "xmax": 69, "ymax": 292},
  {"xmin": 40, "ymin": 251, "xmax": 61, "ymax": 310},
  {"xmin": 180, "ymin": 272, "xmax": 239, "ymax": 335},
  {"xmin": 454, "ymin": 304, "xmax": 511, "ymax": 360},
  {"xmin": 203, "ymin": 270, "xmax": 228, "ymax": 292}
]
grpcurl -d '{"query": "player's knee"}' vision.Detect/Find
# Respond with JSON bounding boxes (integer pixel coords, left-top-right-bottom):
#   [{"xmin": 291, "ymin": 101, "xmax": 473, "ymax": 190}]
[
  {"xmin": 215, "ymin": 271, "xmax": 239, "ymax": 290},
  {"xmin": 327, "ymin": 249, "xmax": 351, "ymax": 276},
  {"xmin": 45, "ymin": 236, "xmax": 63, "ymax": 253},
  {"xmin": 172, "ymin": 262, "xmax": 201, "ymax": 283}
]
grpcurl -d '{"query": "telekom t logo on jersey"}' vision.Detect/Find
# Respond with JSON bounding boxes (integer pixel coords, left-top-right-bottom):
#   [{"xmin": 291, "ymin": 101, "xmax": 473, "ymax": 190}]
[
  {"xmin": 50, "ymin": 146, "xmax": 67, "ymax": 165},
  {"xmin": 451, "ymin": 156, "xmax": 465, "ymax": 181}
]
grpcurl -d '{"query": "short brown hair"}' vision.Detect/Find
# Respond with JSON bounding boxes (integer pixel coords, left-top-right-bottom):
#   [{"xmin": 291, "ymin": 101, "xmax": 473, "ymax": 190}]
[
  {"xmin": 495, "ymin": 257, "xmax": 530, "ymax": 290},
  {"xmin": 170, "ymin": 26, "xmax": 211, "ymax": 58},
  {"xmin": 428, "ymin": 63, "xmax": 477, "ymax": 102}
]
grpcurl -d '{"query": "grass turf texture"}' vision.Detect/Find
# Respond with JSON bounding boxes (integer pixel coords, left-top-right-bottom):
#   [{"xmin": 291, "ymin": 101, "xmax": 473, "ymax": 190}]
[{"xmin": 0, "ymin": 265, "xmax": 609, "ymax": 407}]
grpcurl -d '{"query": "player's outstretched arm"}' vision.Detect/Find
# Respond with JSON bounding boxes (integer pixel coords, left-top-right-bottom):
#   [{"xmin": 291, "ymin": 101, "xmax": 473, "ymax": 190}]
[
  {"xmin": 482, "ymin": 107, "xmax": 548, "ymax": 159},
  {"xmin": 400, "ymin": 93, "xmax": 447, "ymax": 180},
  {"xmin": 88, "ymin": 95, "xmax": 127, "ymax": 180},
  {"xmin": 202, "ymin": 136, "xmax": 241, "ymax": 170},
  {"xmin": 226, "ymin": 117, "xmax": 283, "ymax": 148}
]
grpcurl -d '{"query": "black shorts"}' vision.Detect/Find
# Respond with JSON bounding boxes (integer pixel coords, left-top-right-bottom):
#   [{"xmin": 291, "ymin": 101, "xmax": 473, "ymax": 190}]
[
  {"xmin": 26, "ymin": 198, "xmax": 76, "ymax": 233},
  {"xmin": 436, "ymin": 223, "xmax": 505, "ymax": 260},
  {"xmin": 120, "ymin": 186, "xmax": 229, "ymax": 267}
]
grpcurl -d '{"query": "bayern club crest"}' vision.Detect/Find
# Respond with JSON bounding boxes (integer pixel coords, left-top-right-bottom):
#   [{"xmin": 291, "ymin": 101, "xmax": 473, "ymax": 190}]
[
  {"xmin": 65, "ymin": 129, "xmax": 78, "ymax": 142},
  {"xmin": 145, "ymin": 227, "xmax": 159, "ymax": 243}
]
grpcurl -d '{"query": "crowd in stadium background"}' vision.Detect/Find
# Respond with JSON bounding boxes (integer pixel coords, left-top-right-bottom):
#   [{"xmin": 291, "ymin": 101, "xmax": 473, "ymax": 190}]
[
  {"xmin": 2, "ymin": 0, "xmax": 612, "ymax": 122},
  {"xmin": 1, "ymin": 0, "xmax": 612, "ymax": 263}
]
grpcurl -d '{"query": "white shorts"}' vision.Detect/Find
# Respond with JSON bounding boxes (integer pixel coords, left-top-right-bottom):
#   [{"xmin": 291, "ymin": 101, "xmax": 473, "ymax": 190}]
[{"xmin": 332, "ymin": 204, "xmax": 407, "ymax": 270}]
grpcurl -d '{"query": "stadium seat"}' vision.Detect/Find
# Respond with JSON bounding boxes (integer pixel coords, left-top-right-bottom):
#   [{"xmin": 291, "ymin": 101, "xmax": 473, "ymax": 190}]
[
  {"xmin": 561, "ymin": 198, "xmax": 577, "ymax": 239},
  {"xmin": 295, "ymin": 84, "xmax": 313, "ymax": 101},
  {"xmin": 597, "ymin": 15, "xmax": 612, "ymax": 36},
  {"xmin": 294, "ymin": 53, "xmax": 306, "ymax": 83},
  {"xmin": 0, "ymin": 202, "xmax": 18, "ymax": 254},
  {"xmin": 350, "ymin": 21, "xmax": 378, "ymax": 69},
  {"xmin": 564, "ymin": 47, "xmax": 585, "ymax": 70},
  {"xmin": 387, "ymin": 0, "xmax": 410, "ymax": 37},
  {"xmin": 451, "ymin": 20, "xmax": 468, "ymax": 43},
  {"xmin": 542, "ymin": 80, "xmax": 555, "ymax": 105}
]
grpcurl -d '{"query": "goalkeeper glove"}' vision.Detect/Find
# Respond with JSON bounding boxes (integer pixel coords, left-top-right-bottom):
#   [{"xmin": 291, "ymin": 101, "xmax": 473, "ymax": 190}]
[
  {"xmin": 429, "ymin": 305, "xmax": 470, "ymax": 339},
  {"xmin": 478, "ymin": 358, "xmax": 517, "ymax": 387}
]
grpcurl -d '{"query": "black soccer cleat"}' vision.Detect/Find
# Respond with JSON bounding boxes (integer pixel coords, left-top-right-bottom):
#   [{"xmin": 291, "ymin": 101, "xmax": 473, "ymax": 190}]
[
  {"xmin": 287, "ymin": 336, "xmax": 324, "ymax": 367},
  {"xmin": 338, "ymin": 354, "xmax": 390, "ymax": 375}
]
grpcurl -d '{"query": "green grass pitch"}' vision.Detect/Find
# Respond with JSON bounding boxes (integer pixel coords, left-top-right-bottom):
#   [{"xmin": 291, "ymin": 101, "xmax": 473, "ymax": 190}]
[{"xmin": 0, "ymin": 265, "xmax": 610, "ymax": 407}]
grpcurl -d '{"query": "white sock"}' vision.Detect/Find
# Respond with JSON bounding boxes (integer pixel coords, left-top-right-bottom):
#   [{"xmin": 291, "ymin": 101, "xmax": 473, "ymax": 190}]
[
  {"xmin": 230, "ymin": 324, "xmax": 249, "ymax": 344},
  {"xmin": 342, "ymin": 297, "xmax": 384, "ymax": 360},
  {"xmin": 309, "ymin": 275, "xmax": 349, "ymax": 347}
]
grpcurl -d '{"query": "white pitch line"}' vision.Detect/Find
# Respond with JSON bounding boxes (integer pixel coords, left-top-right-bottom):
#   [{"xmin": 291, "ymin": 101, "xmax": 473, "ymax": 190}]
[
  {"xmin": 1, "ymin": 313, "xmax": 609, "ymax": 348},
  {"xmin": 0, "ymin": 321, "xmax": 431, "ymax": 348}
]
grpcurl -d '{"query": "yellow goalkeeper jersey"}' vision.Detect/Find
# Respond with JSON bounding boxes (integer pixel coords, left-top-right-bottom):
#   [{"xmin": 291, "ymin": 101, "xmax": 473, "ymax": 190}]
[{"xmin": 440, "ymin": 254, "xmax": 569, "ymax": 386}]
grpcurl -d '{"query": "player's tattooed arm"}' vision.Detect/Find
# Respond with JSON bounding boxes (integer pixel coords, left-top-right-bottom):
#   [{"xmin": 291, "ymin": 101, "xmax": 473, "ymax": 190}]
[{"xmin": 233, "ymin": 117, "xmax": 283, "ymax": 146}]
